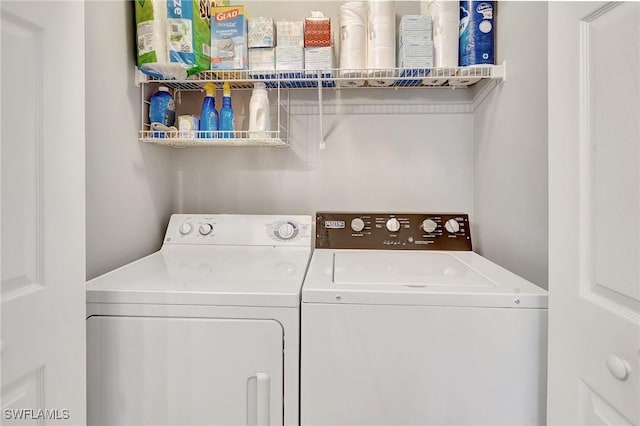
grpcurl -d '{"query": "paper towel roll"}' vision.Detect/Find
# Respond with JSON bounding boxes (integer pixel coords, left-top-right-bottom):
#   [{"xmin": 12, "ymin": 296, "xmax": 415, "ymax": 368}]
[
  {"xmin": 421, "ymin": 0, "xmax": 458, "ymax": 20},
  {"xmin": 420, "ymin": 1, "xmax": 458, "ymax": 68},
  {"xmin": 367, "ymin": 0, "xmax": 395, "ymax": 86},
  {"xmin": 339, "ymin": 2, "xmax": 368, "ymax": 86},
  {"xmin": 367, "ymin": 0, "xmax": 395, "ymax": 63},
  {"xmin": 137, "ymin": 0, "xmax": 188, "ymax": 80}
]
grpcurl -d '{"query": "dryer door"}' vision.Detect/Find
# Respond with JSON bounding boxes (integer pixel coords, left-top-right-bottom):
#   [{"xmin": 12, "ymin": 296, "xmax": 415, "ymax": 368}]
[{"xmin": 87, "ymin": 316, "xmax": 283, "ymax": 426}]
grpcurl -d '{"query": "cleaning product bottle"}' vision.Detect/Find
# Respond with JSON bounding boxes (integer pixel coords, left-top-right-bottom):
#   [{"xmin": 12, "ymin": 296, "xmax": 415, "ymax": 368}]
[
  {"xmin": 219, "ymin": 82, "xmax": 235, "ymax": 138},
  {"xmin": 248, "ymin": 82, "xmax": 270, "ymax": 139},
  {"xmin": 199, "ymin": 82, "xmax": 219, "ymax": 138},
  {"xmin": 149, "ymin": 86, "xmax": 175, "ymax": 138}
]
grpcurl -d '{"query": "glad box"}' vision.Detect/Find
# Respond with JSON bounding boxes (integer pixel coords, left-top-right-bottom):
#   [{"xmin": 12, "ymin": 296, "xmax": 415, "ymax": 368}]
[{"xmin": 210, "ymin": 5, "xmax": 248, "ymax": 70}]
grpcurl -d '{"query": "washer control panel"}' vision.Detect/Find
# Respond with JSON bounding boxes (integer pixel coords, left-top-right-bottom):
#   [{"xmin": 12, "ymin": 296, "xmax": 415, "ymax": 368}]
[{"xmin": 316, "ymin": 212, "xmax": 472, "ymax": 250}]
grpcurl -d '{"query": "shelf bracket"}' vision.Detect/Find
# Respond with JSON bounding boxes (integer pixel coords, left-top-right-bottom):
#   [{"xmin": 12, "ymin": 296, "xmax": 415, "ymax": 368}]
[
  {"xmin": 495, "ymin": 61, "xmax": 507, "ymax": 83},
  {"xmin": 134, "ymin": 67, "xmax": 148, "ymax": 87},
  {"xmin": 318, "ymin": 75, "xmax": 325, "ymax": 150}
]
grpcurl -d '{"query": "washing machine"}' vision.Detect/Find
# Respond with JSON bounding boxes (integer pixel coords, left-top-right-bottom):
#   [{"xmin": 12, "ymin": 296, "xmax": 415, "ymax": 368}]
[
  {"xmin": 86, "ymin": 214, "xmax": 312, "ymax": 426},
  {"xmin": 301, "ymin": 212, "xmax": 548, "ymax": 426}
]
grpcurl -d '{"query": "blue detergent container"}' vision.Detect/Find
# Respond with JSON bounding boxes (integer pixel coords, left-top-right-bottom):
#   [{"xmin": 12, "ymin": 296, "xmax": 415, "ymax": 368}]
[
  {"xmin": 219, "ymin": 82, "xmax": 235, "ymax": 138},
  {"xmin": 149, "ymin": 86, "xmax": 175, "ymax": 138},
  {"xmin": 200, "ymin": 82, "xmax": 219, "ymax": 138}
]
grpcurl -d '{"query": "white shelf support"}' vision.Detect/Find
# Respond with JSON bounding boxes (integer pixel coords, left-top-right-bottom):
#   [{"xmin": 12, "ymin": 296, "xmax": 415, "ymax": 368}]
[
  {"xmin": 318, "ymin": 75, "xmax": 325, "ymax": 150},
  {"xmin": 494, "ymin": 61, "xmax": 507, "ymax": 83},
  {"xmin": 138, "ymin": 65, "xmax": 506, "ymax": 149},
  {"xmin": 135, "ymin": 67, "xmax": 148, "ymax": 87}
]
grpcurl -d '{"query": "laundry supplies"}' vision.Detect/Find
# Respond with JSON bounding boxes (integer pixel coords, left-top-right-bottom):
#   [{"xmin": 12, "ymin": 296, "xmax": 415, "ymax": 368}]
[
  {"xmin": 248, "ymin": 17, "xmax": 275, "ymax": 48},
  {"xmin": 135, "ymin": 0, "xmax": 211, "ymax": 79},
  {"xmin": 248, "ymin": 82, "xmax": 271, "ymax": 139},
  {"xmin": 211, "ymin": 6, "xmax": 248, "ymax": 70},
  {"xmin": 367, "ymin": 0, "xmax": 396, "ymax": 86},
  {"xmin": 338, "ymin": 2, "xmax": 368, "ymax": 86},
  {"xmin": 305, "ymin": 12, "xmax": 332, "ymax": 47},
  {"xmin": 421, "ymin": 1, "xmax": 459, "ymax": 68},
  {"xmin": 459, "ymin": 0, "xmax": 496, "ymax": 66},
  {"xmin": 219, "ymin": 82, "xmax": 235, "ymax": 138},
  {"xmin": 149, "ymin": 86, "xmax": 175, "ymax": 137},
  {"xmin": 199, "ymin": 82, "xmax": 219, "ymax": 138}
]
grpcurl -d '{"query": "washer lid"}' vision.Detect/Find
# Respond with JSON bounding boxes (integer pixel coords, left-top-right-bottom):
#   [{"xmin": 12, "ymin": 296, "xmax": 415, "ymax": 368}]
[
  {"xmin": 334, "ymin": 251, "xmax": 495, "ymax": 287},
  {"xmin": 87, "ymin": 245, "xmax": 311, "ymax": 307},
  {"xmin": 302, "ymin": 250, "xmax": 548, "ymax": 308}
]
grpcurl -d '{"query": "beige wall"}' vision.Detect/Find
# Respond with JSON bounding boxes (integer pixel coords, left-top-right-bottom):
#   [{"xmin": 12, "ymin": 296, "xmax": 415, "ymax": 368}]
[
  {"xmin": 85, "ymin": 1, "xmax": 173, "ymax": 279},
  {"xmin": 85, "ymin": 1, "xmax": 549, "ymax": 288},
  {"xmin": 473, "ymin": 1, "xmax": 549, "ymax": 287}
]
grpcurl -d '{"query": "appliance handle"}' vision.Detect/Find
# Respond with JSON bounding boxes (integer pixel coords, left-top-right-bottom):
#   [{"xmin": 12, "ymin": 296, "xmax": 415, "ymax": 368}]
[{"xmin": 256, "ymin": 372, "xmax": 270, "ymax": 426}]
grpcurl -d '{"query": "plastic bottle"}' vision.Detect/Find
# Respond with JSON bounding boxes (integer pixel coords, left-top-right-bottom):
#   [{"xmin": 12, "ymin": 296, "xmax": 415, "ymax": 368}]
[
  {"xmin": 248, "ymin": 82, "xmax": 271, "ymax": 139},
  {"xmin": 199, "ymin": 82, "xmax": 219, "ymax": 138},
  {"xmin": 149, "ymin": 86, "xmax": 175, "ymax": 138},
  {"xmin": 219, "ymin": 82, "xmax": 235, "ymax": 138}
]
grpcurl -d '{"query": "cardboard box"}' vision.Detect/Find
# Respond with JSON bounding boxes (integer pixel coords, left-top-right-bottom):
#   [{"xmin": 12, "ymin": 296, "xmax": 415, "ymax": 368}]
[
  {"xmin": 399, "ymin": 41, "xmax": 434, "ymax": 58},
  {"xmin": 210, "ymin": 6, "xmax": 248, "ymax": 70},
  {"xmin": 249, "ymin": 48, "xmax": 276, "ymax": 71},
  {"xmin": 399, "ymin": 57, "xmax": 434, "ymax": 68},
  {"xmin": 248, "ymin": 17, "xmax": 275, "ymax": 48},
  {"xmin": 304, "ymin": 17, "xmax": 331, "ymax": 47},
  {"xmin": 399, "ymin": 15, "xmax": 433, "ymax": 34},
  {"xmin": 276, "ymin": 46, "xmax": 304, "ymax": 70},
  {"xmin": 276, "ymin": 21, "xmax": 304, "ymax": 47},
  {"xmin": 399, "ymin": 31, "xmax": 432, "ymax": 46},
  {"xmin": 304, "ymin": 47, "xmax": 333, "ymax": 70}
]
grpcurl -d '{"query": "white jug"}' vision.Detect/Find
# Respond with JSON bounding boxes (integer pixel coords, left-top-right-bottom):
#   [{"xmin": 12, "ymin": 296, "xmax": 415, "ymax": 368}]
[{"xmin": 248, "ymin": 82, "xmax": 270, "ymax": 139}]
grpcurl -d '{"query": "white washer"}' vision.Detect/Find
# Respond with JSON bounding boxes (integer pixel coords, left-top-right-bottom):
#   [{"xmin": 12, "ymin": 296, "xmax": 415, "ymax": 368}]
[
  {"xmin": 301, "ymin": 213, "xmax": 548, "ymax": 426},
  {"xmin": 87, "ymin": 214, "xmax": 312, "ymax": 426}
]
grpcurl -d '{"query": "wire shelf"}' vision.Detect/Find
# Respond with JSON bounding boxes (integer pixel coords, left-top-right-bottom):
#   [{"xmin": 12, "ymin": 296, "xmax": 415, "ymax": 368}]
[
  {"xmin": 139, "ymin": 130, "xmax": 289, "ymax": 148},
  {"xmin": 143, "ymin": 64, "xmax": 505, "ymax": 91}
]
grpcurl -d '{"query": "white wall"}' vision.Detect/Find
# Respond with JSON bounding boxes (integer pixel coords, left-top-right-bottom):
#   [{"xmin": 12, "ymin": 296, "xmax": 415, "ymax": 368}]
[
  {"xmin": 85, "ymin": 1, "xmax": 173, "ymax": 280},
  {"xmin": 174, "ymin": 89, "xmax": 474, "ymax": 215},
  {"xmin": 473, "ymin": 1, "xmax": 549, "ymax": 287}
]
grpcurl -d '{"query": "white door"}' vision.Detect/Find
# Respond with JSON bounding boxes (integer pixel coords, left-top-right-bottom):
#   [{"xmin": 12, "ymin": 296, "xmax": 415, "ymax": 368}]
[
  {"xmin": 1, "ymin": 1, "xmax": 85, "ymax": 424},
  {"xmin": 87, "ymin": 317, "xmax": 284, "ymax": 426},
  {"xmin": 548, "ymin": 2, "xmax": 640, "ymax": 425}
]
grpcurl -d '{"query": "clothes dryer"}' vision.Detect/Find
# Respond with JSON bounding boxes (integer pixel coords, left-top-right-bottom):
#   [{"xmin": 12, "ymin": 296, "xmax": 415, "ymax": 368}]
[
  {"xmin": 87, "ymin": 214, "xmax": 312, "ymax": 426},
  {"xmin": 301, "ymin": 212, "xmax": 548, "ymax": 426}
]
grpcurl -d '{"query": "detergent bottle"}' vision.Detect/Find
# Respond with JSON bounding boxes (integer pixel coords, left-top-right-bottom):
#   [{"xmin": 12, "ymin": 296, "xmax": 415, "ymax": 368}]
[
  {"xmin": 219, "ymin": 82, "xmax": 235, "ymax": 138},
  {"xmin": 199, "ymin": 82, "xmax": 219, "ymax": 138}
]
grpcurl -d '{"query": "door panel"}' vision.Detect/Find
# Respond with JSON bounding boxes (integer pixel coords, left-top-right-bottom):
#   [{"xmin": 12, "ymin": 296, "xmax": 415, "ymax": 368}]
[
  {"xmin": 87, "ymin": 316, "xmax": 284, "ymax": 426},
  {"xmin": 579, "ymin": 381, "xmax": 634, "ymax": 426},
  {"xmin": 548, "ymin": 2, "xmax": 640, "ymax": 425},
  {"xmin": 0, "ymin": 10, "xmax": 42, "ymax": 296},
  {"xmin": 586, "ymin": 2, "xmax": 640, "ymax": 312},
  {"xmin": 1, "ymin": 1, "xmax": 86, "ymax": 424}
]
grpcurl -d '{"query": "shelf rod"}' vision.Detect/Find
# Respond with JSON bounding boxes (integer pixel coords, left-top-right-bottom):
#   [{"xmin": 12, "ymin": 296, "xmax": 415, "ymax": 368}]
[{"xmin": 318, "ymin": 75, "xmax": 325, "ymax": 150}]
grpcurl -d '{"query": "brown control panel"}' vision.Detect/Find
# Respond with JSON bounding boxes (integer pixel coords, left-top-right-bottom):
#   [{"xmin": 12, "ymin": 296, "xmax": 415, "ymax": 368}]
[{"xmin": 315, "ymin": 212, "xmax": 472, "ymax": 250}]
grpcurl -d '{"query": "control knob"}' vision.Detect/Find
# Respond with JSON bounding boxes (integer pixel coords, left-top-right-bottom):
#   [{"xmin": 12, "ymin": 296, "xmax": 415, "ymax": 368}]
[
  {"xmin": 386, "ymin": 218, "xmax": 401, "ymax": 233},
  {"xmin": 275, "ymin": 222, "xmax": 298, "ymax": 240},
  {"xmin": 179, "ymin": 222, "xmax": 193, "ymax": 235},
  {"xmin": 277, "ymin": 222, "xmax": 296, "ymax": 239},
  {"xmin": 351, "ymin": 218, "xmax": 365, "ymax": 232},
  {"xmin": 421, "ymin": 219, "xmax": 437, "ymax": 233},
  {"xmin": 199, "ymin": 223, "xmax": 214, "ymax": 236},
  {"xmin": 444, "ymin": 219, "xmax": 460, "ymax": 234}
]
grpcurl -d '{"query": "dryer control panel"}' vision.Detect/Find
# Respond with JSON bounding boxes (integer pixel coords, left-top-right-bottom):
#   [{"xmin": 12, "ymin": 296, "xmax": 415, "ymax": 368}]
[
  {"xmin": 164, "ymin": 214, "xmax": 313, "ymax": 246},
  {"xmin": 316, "ymin": 213, "xmax": 472, "ymax": 250}
]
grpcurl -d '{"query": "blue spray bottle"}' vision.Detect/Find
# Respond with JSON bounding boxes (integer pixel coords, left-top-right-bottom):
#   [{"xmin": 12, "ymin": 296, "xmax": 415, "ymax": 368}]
[
  {"xmin": 199, "ymin": 82, "xmax": 219, "ymax": 138},
  {"xmin": 219, "ymin": 82, "xmax": 235, "ymax": 138}
]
